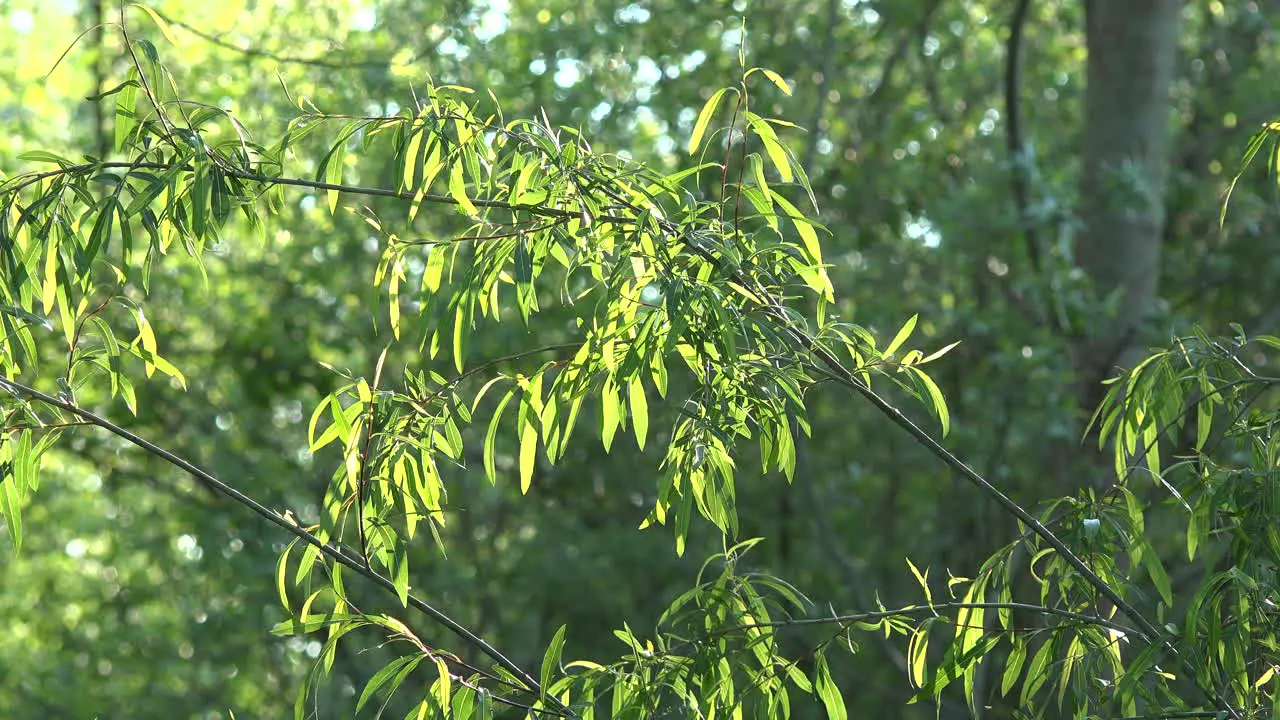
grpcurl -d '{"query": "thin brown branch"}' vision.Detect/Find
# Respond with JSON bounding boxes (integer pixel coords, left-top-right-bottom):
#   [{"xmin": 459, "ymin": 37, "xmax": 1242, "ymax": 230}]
[
  {"xmin": 759, "ymin": 601, "xmax": 1136, "ymax": 636},
  {"xmin": 150, "ymin": 7, "xmax": 392, "ymax": 70},
  {"xmin": 0, "ymin": 160, "xmax": 638, "ymax": 226}
]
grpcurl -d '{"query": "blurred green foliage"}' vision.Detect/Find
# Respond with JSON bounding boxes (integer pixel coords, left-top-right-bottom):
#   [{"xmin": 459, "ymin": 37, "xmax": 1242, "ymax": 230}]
[{"xmin": 2, "ymin": 0, "xmax": 1280, "ymax": 718}]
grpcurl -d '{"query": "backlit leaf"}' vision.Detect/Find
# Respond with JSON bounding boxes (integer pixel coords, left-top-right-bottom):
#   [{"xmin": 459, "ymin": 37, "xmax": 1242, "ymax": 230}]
[{"xmin": 688, "ymin": 87, "xmax": 729, "ymax": 155}]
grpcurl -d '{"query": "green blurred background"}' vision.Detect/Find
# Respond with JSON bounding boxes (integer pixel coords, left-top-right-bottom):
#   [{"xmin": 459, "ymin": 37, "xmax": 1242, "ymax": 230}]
[{"xmin": 0, "ymin": 0, "xmax": 1275, "ymax": 717}]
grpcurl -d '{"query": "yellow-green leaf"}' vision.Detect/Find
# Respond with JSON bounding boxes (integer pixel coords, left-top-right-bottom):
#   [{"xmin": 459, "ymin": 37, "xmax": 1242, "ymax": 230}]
[
  {"xmin": 629, "ymin": 377, "xmax": 649, "ymax": 450},
  {"xmin": 884, "ymin": 314, "xmax": 919, "ymax": 359},
  {"xmin": 403, "ymin": 126, "xmax": 422, "ymax": 190},
  {"xmin": 761, "ymin": 69, "xmax": 792, "ymax": 95},
  {"xmin": 919, "ymin": 340, "xmax": 961, "ymax": 365},
  {"xmin": 449, "ymin": 162, "xmax": 478, "ymax": 217},
  {"xmin": 601, "ymin": 380, "xmax": 620, "ymax": 452},
  {"xmin": 485, "ymin": 390, "xmax": 514, "ymax": 485},
  {"xmin": 452, "ymin": 304, "xmax": 468, "ymax": 373},
  {"xmin": 688, "ymin": 87, "xmax": 729, "ymax": 155},
  {"xmin": 758, "ymin": 133, "xmax": 794, "ymax": 183},
  {"xmin": 519, "ymin": 413, "xmax": 537, "ymax": 493},
  {"xmin": 41, "ymin": 239, "xmax": 58, "ymax": 315},
  {"xmin": 138, "ymin": 311, "xmax": 159, "ymax": 378},
  {"xmin": 1002, "ymin": 639, "xmax": 1026, "ymax": 697},
  {"xmin": 769, "ymin": 190, "xmax": 822, "ymax": 263},
  {"xmin": 409, "ymin": 141, "xmax": 442, "ymax": 223},
  {"xmin": 131, "ymin": 3, "xmax": 180, "ymax": 45},
  {"xmin": 276, "ymin": 540, "xmax": 296, "ymax": 611},
  {"xmin": 907, "ymin": 628, "xmax": 929, "ymax": 689},
  {"xmin": 814, "ymin": 656, "xmax": 847, "ymax": 720},
  {"xmin": 914, "ymin": 369, "xmax": 951, "ymax": 437},
  {"xmin": 2, "ymin": 473, "xmax": 22, "ymax": 551},
  {"xmin": 388, "ymin": 259, "xmax": 402, "ymax": 339},
  {"xmin": 906, "ymin": 557, "xmax": 932, "ymax": 605}
]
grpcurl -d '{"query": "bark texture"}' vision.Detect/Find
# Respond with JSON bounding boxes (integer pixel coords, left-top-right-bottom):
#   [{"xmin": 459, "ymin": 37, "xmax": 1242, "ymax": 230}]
[{"xmin": 1076, "ymin": 0, "xmax": 1182, "ymax": 389}]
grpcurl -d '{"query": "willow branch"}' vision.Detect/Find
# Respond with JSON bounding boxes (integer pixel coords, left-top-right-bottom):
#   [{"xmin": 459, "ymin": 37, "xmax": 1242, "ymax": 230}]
[
  {"xmin": 730, "ymin": 601, "xmax": 1136, "ymax": 638},
  {"xmin": 145, "ymin": 7, "xmax": 391, "ymax": 70},
  {"xmin": 0, "ymin": 376, "xmax": 569, "ymax": 718},
  {"xmin": 583, "ymin": 169, "xmax": 1236, "ymax": 717},
  {"xmin": 1, "ymin": 160, "xmax": 639, "ymax": 228}
]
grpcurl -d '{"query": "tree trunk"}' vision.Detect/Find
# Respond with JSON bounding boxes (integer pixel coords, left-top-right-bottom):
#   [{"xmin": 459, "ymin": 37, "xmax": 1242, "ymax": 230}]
[{"xmin": 1075, "ymin": 0, "xmax": 1181, "ymax": 399}]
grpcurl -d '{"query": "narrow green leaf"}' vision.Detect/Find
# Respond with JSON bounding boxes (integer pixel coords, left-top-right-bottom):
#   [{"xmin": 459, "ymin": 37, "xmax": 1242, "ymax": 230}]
[
  {"xmin": 919, "ymin": 340, "xmax": 961, "ymax": 365},
  {"xmin": 56, "ymin": 283, "xmax": 74, "ymax": 347},
  {"xmin": 601, "ymin": 379, "xmax": 620, "ymax": 452},
  {"xmin": 1002, "ymin": 638, "xmax": 1026, "ymax": 697},
  {"xmin": 2, "ymin": 472, "xmax": 22, "ymax": 551},
  {"xmin": 688, "ymin": 87, "xmax": 729, "ymax": 155},
  {"xmin": 1020, "ymin": 638, "xmax": 1056, "ymax": 706},
  {"xmin": 433, "ymin": 657, "xmax": 452, "ymax": 710},
  {"xmin": 387, "ymin": 257, "xmax": 402, "ymax": 339},
  {"xmin": 307, "ymin": 394, "xmax": 333, "ymax": 449},
  {"xmin": 276, "ymin": 540, "xmax": 295, "ymax": 611},
  {"xmin": 394, "ymin": 548, "xmax": 410, "ymax": 606},
  {"xmin": 130, "ymin": 3, "xmax": 181, "ymax": 45},
  {"xmin": 0, "ymin": 305, "xmax": 52, "ymax": 331},
  {"xmin": 269, "ymin": 613, "xmax": 360, "ymax": 636},
  {"xmin": 1143, "ymin": 540, "xmax": 1173, "ymax": 607},
  {"xmin": 914, "ymin": 369, "xmax": 950, "ymax": 437},
  {"xmin": 356, "ymin": 655, "xmax": 418, "ymax": 713},
  {"xmin": 884, "ymin": 314, "xmax": 919, "ymax": 359},
  {"xmin": 1194, "ymin": 399, "xmax": 1211, "ymax": 452},
  {"xmin": 541, "ymin": 625, "xmax": 567, "ymax": 698},
  {"xmin": 519, "ymin": 410, "xmax": 538, "ymax": 494},
  {"xmin": 449, "ymin": 162, "xmax": 478, "ymax": 216},
  {"xmin": 906, "ymin": 557, "xmax": 932, "ymax": 605},
  {"xmin": 814, "ymin": 655, "xmax": 848, "ymax": 720},
  {"xmin": 758, "ymin": 133, "xmax": 794, "ymax": 183},
  {"xmin": 190, "ymin": 164, "xmax": 210, "ymax": 240},
  {"xmin": 41, "ymin": 237, "xmax": 58, "ymax": 315},
  {"xmin": 18, "ymin": 150, "xmax": 71, "ymax": 165},
  {"xmin": 768, "ymin": 189, "xmax": 822, "ymax": 263},
  {"xmin": 485, "ymin": 390, "xmax": 514, "ymax": 485},
  {"xmin": 1188, "ymin": 494, "xmax": 1209, "ymax": 561},
  {"xmin": 403, "ymin": 125, "xmax": 423, "ymax": 190},
  {"xmin": 136, "ymin": 310, "xmax": 159, "ymax": 378},
  {"xmin": 86, "ymin": 200, "xmax": 117, "ymax": 265},
  {"xmin": 760, "ymin": 68, "xmax": 792, "ymax": 95},
  {"xmin": 410, "ymin": 142, "xmax": 443, "ymax": 223},
  {"xmin": 423, "ymin": 243, "xmax": 446, "ymax": 292},
  {"xmin": 907, "ymin": 627, "xmax": 929, "ymax": 689},
  {"xmin": 452, "ymin": 303, "xmax": 469, "ymax": 373},
  {"xmin": 112, "ymin": 71, "xmax": 139, "ymax": 148},
  {"xmin": 629, "ymin": 377, "xmax": 649, "ymax": 450}
]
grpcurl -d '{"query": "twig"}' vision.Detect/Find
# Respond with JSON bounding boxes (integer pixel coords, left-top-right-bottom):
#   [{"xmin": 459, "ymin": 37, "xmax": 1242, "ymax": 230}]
[
  {"xmin": 1, "ymin": 160, "xmax": 638, "ymax": 227},
  {"xmin": 149, "ymin": 7, "xmax": 392, "ymax": 70}
]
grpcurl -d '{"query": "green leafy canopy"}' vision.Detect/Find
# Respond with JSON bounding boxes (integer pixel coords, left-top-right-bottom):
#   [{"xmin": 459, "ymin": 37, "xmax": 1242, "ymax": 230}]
[{"xmin": 6, "ymin": 8, "xmax": 1280, "ymax": 720}]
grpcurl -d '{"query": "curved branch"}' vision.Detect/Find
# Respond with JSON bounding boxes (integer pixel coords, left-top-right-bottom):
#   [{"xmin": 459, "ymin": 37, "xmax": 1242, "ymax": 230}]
[
  {"xmin": 0, "ymin": 376, "xmax": 570, "ymax": 718},
  {"xmin": 733, "ymin": 601, "xmax": 1137, "ymax": 638},
  {"xmin": 147, "ymin": 7, "xmax": 392, "ymax": 70},
  {"xmin": 1, "ymin": 160, "xmax": 632, "ymax": 226},
  {"xmin": 583, "ymin": 165, "xmax": 1186, "ymax": 671}
]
